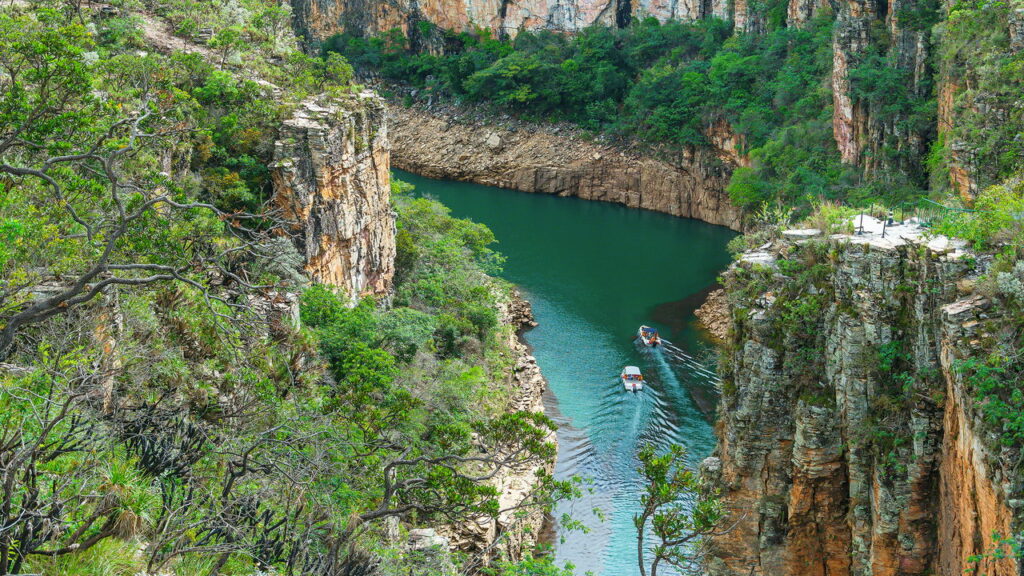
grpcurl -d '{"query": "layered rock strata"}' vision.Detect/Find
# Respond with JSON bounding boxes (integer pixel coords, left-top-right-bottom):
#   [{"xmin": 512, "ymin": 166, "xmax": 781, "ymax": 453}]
[
  {"xmin": 389, "ymin": 105, "xmax": 744, "ymax": 231},
  {"xmin": 292, "ymin": 0, "xmax": 834, "ymax": 40},
  {"xmin": 708, "ymin": 222, "xmax": 1021, "ymax": 576},
  {"xmin": 695, "ymin": 288, "xmax": 729, "ymax": 341},
  {"xmin": 291, "ymin": 0, "xmax": 734, "ymax": 41},
  {"xmin": 272, "ymin": 93, "xmax": 396, "ymax": 299}
]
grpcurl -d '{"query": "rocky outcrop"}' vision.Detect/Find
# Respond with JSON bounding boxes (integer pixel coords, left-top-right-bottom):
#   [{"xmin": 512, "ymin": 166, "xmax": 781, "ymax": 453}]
[
  {"xmin": 831, "ymin": 0, "xmax": 933, "ymax": 180},
  {"xmin": 695, "ymin": 288, "xmax": 729, "ymax": 341},
  {"xmin": 444, "ymin": 289, "xmax": 554, "ymax": 561},
  {"xmin": 291, "ymin": 0, "xmax": 840, "ymax": 39},
  {"xmin": 389, "ymin": 105, "xmax": 744, "ymax": 231},
  {"xmin": 937, "ymin": 296, "xmax": 1021, "ymax": 576},
  {"xmin": 291, "ymin": 0, "xmax": 734, "ymax": 41},
  {"xmin": 787, "ymin": 0, "xmax": 825, "ymax": 28},
  {"xmin": 709, "ymin": 222, "xmax": 1021, "ymax": 576},
  {"xmin": 272, "ymin": 93, "xmax": 396, "ymax": 299}
]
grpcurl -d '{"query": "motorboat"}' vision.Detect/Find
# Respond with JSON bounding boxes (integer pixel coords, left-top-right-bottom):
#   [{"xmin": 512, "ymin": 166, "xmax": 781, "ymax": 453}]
[
  {"xmin": 637, "ymin": 325, "xmax": 661, "ymax": 347},
  {"xmin": 621, "ymin": 366, "xmax": 644, "ymax": 392}
]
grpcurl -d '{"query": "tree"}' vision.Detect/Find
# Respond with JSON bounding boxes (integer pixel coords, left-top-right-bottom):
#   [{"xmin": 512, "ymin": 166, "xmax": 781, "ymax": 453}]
[
  {"xmin": 0, "ymin": 12, "xmax": 283, "ymax": 361},
  {"xmin": 253, "ymin": 2, "xmax": 292, "ymax": 53},
  {"xmin": 0, "ymin": 370, "xmax": 157, "ymax": 574},
  {"xmin": 634, "ymin": 443, "xmax": 724, "ymax": 576},
  {"xmin": 209, "ymin": 26, "xmax": 245, "ymax": 66}
]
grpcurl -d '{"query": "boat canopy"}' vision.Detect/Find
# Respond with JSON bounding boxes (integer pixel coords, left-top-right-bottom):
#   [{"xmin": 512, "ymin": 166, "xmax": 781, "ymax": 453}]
[
  {"xmin": 623, "ymin": 366, "xmax": 642, "ymax": 376},
  {"xmin": 641, "ymin": 326, "xmax": 658, "ymax": 335}
]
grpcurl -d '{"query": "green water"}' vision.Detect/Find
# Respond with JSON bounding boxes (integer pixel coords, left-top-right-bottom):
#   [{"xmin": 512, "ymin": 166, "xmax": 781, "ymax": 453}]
[{"xmin": 396, "ymin": 170, "xmax": 736, "ymax": 575}]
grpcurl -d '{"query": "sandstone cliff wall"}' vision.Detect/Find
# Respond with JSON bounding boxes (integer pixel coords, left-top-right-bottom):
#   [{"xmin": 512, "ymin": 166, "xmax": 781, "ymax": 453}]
[
  {"xmin": 388, "ymin": 105, "xmax": 744, "ymax": 231},
  {"xmin": 291, "ymin": 0, "xmax": 732, "ymax": 41},
  {"xmin": 290, "ymin": 0, "xmax": 831, "ymax": 41},
  {"xmin": 272, "ymin": 93, "xmax": 396, "ymax": 299},
  {"xmin": 708, "ymin": 226, "xmax": 1021, "ymax": 576}
]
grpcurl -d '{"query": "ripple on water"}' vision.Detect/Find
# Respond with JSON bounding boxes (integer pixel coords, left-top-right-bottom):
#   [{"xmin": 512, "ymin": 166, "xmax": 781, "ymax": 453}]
[{"xmin": 396, "ymin": 169, "xmax": 734, "ymax": 575}]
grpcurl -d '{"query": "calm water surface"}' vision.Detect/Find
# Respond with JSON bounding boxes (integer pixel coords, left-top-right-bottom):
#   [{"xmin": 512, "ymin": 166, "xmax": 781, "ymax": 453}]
[{"xmin": 396, "ymin": 170, "xmax": 735, "ymax": 575}]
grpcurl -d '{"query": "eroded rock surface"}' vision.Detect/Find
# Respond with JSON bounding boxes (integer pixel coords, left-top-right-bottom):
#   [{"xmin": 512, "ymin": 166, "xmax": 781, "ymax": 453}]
[
  {"xmin": 696, "ymin": 288, "xmax": 730, "ymax": 341},
  {"xmin": 272, "ymin": 93, "xmax": 396, "ymax": 299},
  {"xmin": 709, "ymin": 226, "xmax": 1021, "ymax": 576},
  {"xmin": 389, "ymin": 105, "xmax": 744, "ymax": 231},
  {"xmin": 292, "ymin": 0, "xmax": 734, "ymax": 40}
]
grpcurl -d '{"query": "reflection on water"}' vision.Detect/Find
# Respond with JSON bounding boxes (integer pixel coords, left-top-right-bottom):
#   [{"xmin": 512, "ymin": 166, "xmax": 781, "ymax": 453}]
[{"xmin": 395, "ymin": 170, "xmax": 735, "ymax": 575}]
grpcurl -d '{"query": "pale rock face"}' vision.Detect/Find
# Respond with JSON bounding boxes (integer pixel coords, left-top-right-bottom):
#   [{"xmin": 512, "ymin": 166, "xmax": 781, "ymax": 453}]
[
  {"xmin": 787, "ymin": 0, "xmax": 824, "ymax": 27},
  {"xmin": 388, "ymin": 106, "xmax": 744, "ymax": 231},
  {"xmin": 291, "ymin": 0, "xmax": 735, "ymax": 41},
  {"xmin": 708, "ymin": 229, "xmax": 1021, "ymax": 576},
  {"xmin": 271, "ymin": 93, "xmax": 396, "ymax": 300}
]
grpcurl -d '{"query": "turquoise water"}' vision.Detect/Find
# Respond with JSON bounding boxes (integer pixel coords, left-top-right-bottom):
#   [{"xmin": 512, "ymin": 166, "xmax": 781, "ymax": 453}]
[{"xmin": 396, "ymin": 170, "xmax": 736, "ymax": 575}]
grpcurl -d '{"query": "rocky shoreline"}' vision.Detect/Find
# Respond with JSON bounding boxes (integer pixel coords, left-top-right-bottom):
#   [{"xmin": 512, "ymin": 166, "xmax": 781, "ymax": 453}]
[
  {"xmin": 388, "ymin": 103, "xmax": 744, "ymax": 231},
  {"xmin": 695, "ymin": 288, "xmax": 730, "ymax": 341},
  {"xmin": 431, "ymin": 287, "xmax": 553, "ymax": 566}
]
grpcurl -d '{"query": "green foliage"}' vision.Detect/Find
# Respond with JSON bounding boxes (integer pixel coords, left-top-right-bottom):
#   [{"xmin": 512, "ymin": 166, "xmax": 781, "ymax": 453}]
[
  {"xmin": 957, "ymin": 355, "xmax": 1024, "ymax": 447},
  {"xmin": 634, "ymin": 443, "xmax": 722, "ymax": 576},
  {"xmin": 934, "ymin": 178, "xmax": 1024, "ymax": 250},
  {"xmin": 726, "ymin": 167, "xmax": 772, "ymax": 209},
  {"xmin": 939, "ymin": 1, "xmax": 1024, "ymax": 190},
  {"xmin": 291, "ymin": 181, "xmax": 561, "ymax": 568},
  {"xmin": 483, "ymin": 551, "xmax": 577, "ymax": 575},
  {"xmin": 0, "ymin": 5, "xmax": 558, "ymax": 574},
  {"xmin": 391, "ymin": 181, "xmax": 507, "ymax": 356},
  {"xmin": 328, "ymin": 13, "xmax": 846, "ymax": 208}
]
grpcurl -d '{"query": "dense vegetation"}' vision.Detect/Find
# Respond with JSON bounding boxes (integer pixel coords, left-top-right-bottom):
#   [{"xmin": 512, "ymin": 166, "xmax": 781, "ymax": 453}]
[
  {"xmin": 327, "ymin": 1, "xmax": 1024, "ymax": 222},
  {"xmin": 328, "ymin": 16, "xmax": 860, "ymax": 210},
  {"xmin": 325, "ymin": 13, "xmax": 947, "ymax": 212},
  {"xmin": 937, "ymin": 1, "xmax": 1024, "ymax": 192},
  {"xmin": 0, "ymin": 2, "xmax": 575, "ymax": 574}
]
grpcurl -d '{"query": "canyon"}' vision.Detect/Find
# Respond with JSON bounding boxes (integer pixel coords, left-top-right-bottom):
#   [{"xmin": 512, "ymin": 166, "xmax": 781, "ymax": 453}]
[
  {"xmin": 708, "ymin": 224, "xmax": 1021, "ymax": 576},
  {"xmin": 285, "ymin": 3, "xmax": 1024, "ymax": 569},
  {"xmin": 388, "ymin": 105, "xmax": 744, "ymax": 231}
]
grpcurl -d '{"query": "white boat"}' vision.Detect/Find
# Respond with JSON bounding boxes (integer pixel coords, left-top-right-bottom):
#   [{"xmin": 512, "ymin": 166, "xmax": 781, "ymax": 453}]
[
  {"xmin": 637, "ymin": 325, "xmax": 661, "ymax": 347},
  {"xmin": 621, "ymin": 366, "xmax": 644, "ymax": 392}
]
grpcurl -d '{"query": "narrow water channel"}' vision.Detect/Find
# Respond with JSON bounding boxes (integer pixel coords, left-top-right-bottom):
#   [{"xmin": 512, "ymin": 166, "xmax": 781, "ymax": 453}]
[{"xmin": 396, "ymin": 170, "xmax": 736, "ymax": 575}]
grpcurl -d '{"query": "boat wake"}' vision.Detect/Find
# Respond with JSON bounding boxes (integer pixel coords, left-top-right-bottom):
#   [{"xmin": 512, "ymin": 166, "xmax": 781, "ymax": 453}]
[{"xmin": 657, "ymin": 340, "xmax": 723, "ymax": 389}]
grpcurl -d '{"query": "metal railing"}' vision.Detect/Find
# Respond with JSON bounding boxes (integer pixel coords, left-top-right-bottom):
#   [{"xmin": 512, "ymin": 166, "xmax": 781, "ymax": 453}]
[{"xmin": 853, "ymin": 198, "xmax": 976, "ymax": 238}]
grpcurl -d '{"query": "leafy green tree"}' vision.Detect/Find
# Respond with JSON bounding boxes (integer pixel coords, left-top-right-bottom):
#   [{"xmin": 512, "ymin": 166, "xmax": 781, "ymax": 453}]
[
  {"xmin": 0, "ymin": 12, "xmax": 278, "ymax": 360},
  {"xmin": 634, "ymin": 444, "xmax": 724, "ymax": 576},
  {"xmin": 208, "ymin": 25, "xmax": 244, "ymax": 65},
  {"xmin": 252, "ymin": 2, "xmax": 292, "ymax": 53}
]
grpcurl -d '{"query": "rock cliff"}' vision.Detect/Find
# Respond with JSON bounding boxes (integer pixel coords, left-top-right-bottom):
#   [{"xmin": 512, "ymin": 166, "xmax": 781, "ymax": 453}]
[
  {"xmin": 290, "ymin": 0, "xmax": 834, "ymax": 41},
  {"xmin": 272, "ymin": 92, "xmax": 396, "ymax": 299},
  {"xmin": 388, "ymin": 105, "xmax": 744, "ymax": 231},
  {"xmin": 708, "ymin": 222, "xmax": 1022, "ymax": 576},
  {"xmin": 291, "ymin": 0, "xmax": 733, "ymax": 41},
  {"xmin": 830, "ymin": 0, "xmax": 932, "ymax": 178}
]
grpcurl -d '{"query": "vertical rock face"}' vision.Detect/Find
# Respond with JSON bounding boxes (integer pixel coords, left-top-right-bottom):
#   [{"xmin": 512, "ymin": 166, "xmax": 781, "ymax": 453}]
[
  {"xmin": 291, "ymin": 0, "xmax": 737, "ymax": 41},
  {"xmin": 787, "ymin": 0, "xmax": 825, "ymax": 27},
  {"xmin": 272, "ymin": 93, "xmax": 396, "ymax": 299},
  {"xmin": 937, "ymin": 296, "xmax": 1020, "ymax": 576},
  {"xmin": 387, "ymin": 105, "xmax": 744, "ymax": 231},
  {"xmin": 935, "ymin": 2, "xmax": 1023, "ymax": 201},
  {"xmin": 831, "ymin": 0, "xmax": 934, "ymax": 179},
  {"xmin": 710, "ymin": 227, "xmax": 1021, "ymax": 576}
]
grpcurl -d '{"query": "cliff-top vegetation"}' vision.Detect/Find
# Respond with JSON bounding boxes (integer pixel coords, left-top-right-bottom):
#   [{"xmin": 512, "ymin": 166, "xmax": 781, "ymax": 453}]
[
  {"xmin": 327, "ymin": 0, "xmax": 1024, "ymax": 222},
  {"xmin": 0, "ymin": 2, "xmax": 573, "ymax": 574}
]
